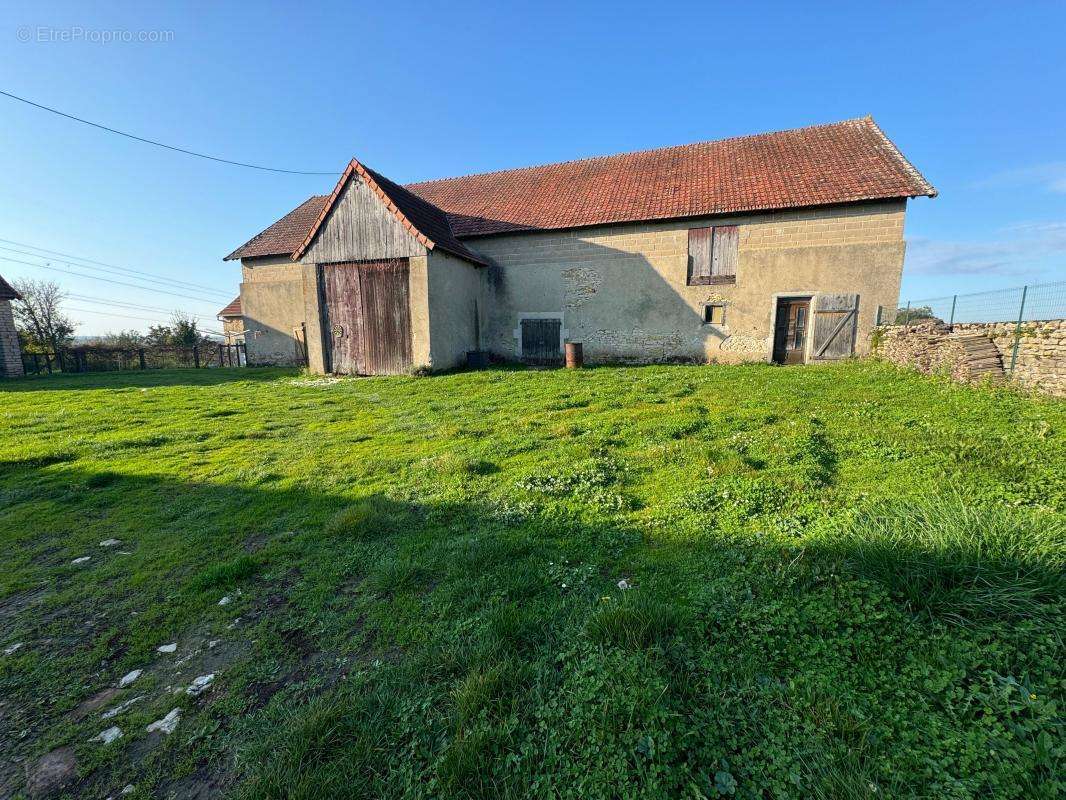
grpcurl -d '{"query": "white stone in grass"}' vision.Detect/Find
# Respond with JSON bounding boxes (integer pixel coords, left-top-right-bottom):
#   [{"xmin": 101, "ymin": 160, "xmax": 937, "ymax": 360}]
[
  {"xmin": 146, "ymin": 708, "xmax": 180, "ymax": 735},
  {"xmin": 218, "ymin": 596, "xmax": 231, "ymax": 606},
  {"xmin": 101, "ymin": 695, "xmax": 144, "ymax": 719},
  {"xmin": 185, "ymin": 673, "xmax": 216, "ymax": 696},
  {"xmin": 92, "ymin": 726, "xmax": 123, "ymax": 744},
  {"xmin": 156, "ymin": 643, "xmax": 177, "ymax": 654},
  {"xmin": 72, "ymin": 556, "xmax": 91, "ymax": 565},
  {"xmin": 118, "ymin": 669, "xmax": 142, "ymax": 688},
  {"xmin": 99, "ymin": 539, "xmax": 121, "ymax": 547},
  {"xmin": 617, "ymin": 579, "xmax": 631, "ymax": 590},
  {"xmin": 3, "ymin": 642, "xmax": 23, "ymax": 655}
]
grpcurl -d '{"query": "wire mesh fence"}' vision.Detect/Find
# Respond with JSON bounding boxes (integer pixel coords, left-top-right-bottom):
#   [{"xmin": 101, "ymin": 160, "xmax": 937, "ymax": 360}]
[
  {"xmin": 21, "ymin": 343, "xmax": 247, "ymax": 375},
  {"xmin": 877, "ymin": 279, "xmax": 1066, "ymax": 327}
]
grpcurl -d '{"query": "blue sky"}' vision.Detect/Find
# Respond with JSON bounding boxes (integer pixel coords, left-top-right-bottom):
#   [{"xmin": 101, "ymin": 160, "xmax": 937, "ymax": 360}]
[{"xmin": 1, "ymin": 1, "xmax": 1064, "ymax": 335}]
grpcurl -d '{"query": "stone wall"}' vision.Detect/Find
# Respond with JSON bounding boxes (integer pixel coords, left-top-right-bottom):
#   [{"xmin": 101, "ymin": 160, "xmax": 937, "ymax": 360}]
[
  {"xmin": 873, "ymin": 319, "xmax": 1066, "ymax": 396},
  {"xmin": 471, "ymin": 200, "xmax": 908, "ymax": 364},
  {"xmin": 0, "ymin": 300, "xmax": 24, "ymax": 378}
]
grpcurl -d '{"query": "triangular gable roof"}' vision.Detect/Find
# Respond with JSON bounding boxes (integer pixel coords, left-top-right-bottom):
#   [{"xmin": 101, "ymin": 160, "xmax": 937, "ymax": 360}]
[
  {"xmin": 218, "ymin": 296, "xmax": 241, "ymax": 317},
  {"xmin": 291, "ymin": 159, "xmax": 487, "ymax": 266},
  {"xmin": 0, "ymin": 274, "xmax": 20, "ymax": 301},
  {"xmin": 225, "ymin": 117, "xmax": 936, "ymax": 262}
]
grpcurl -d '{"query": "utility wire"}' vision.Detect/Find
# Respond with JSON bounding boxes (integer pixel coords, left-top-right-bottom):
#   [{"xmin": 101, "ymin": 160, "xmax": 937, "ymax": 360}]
[
  {"xmin": 0, "ymin": 240, "xmax": 232, "ymax": 298},
  {"xmin": 0, "ymin": 89, "xmax": 338, "ymax": 176},
  {"xmin": 67, "ymin": 292, "xmax": 220, "ymax": 317},
  {"xmin": 63, "ymin": 306, "xmax": 227, "ymax": 336},
  {"xmin": 0, "ymin": 255, "xmax": 228, "ymax": 304}
]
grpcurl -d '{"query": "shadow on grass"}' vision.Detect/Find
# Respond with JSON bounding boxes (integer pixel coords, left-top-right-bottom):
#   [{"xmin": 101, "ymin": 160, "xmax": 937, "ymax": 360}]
[
  {"xmin": 3, "ymin": 463, "xmax": 1062, "ymax": 799},
  {"xmin": 0, "ymin": 366, "xmax": 299, "ymax": 392}
]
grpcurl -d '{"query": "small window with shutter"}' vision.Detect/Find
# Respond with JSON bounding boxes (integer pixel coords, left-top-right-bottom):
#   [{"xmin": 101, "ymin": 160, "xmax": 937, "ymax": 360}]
[{"xmin": 688, "ymin": 226, "xmax": 738, "ymax": 285}]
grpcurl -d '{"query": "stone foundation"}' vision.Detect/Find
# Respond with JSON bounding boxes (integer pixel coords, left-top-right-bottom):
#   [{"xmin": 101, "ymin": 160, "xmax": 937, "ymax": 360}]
[{"xmin": 873, "ymin": 319, "xmax": 1066, "ymax": 396}]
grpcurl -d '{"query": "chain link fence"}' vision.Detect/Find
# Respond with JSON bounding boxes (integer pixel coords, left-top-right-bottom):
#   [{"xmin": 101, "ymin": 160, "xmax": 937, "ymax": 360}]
[{"xmin": 877, "ymin": 279, "xmax": 1066, "ymax": 328}]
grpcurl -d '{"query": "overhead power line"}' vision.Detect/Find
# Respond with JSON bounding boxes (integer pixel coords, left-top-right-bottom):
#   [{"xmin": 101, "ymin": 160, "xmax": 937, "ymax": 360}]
[
  {"xmin": 0, "ymin": 254, "xmax": 228, "ymax": 305},
  {"xmin": 0, "ymin": 238, "xmax": 232, "ymax": 297},
  {"xmin": 0, "ymin": 89, "xmax": 338, "ymax": 175},
  {"xmin": 67, "ymin": 292, "xmax": 220, "ymax": 317}
]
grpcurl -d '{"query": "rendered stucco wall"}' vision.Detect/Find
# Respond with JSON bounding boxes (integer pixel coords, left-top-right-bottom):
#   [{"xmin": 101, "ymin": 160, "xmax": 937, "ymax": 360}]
[
  {"xmin": 467, "ymin": 200, "xmax": 908, "ymax": 364},
  {"xmin": 240, "ymin": 256, "xmax": 308, "ymax": 366},
  {"xmin": 0, "ymin": 300, "xmax": 24, "ymax": 378},
  {"xmin": 426, "ymin": 250, "xmax": 480, "ymax": 370}
]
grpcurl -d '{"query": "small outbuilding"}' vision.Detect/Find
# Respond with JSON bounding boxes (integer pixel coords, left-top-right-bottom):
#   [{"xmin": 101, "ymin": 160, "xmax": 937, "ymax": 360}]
[
  {"xmin": 0, "ymin": 274, "xmax": 24, "ymax": 378},
  {"xmin": 217, "ymin": 296, "xmax": 244, "ymax": 345}
]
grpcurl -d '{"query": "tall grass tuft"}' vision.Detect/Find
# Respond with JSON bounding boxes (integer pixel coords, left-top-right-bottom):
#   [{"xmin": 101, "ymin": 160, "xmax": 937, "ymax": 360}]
[
  {"xmin": 823, "ymin": 495, "xmax": 1064, "ymax": 624},
  {"xmin": 324, "ymin": 496, "xmax": 391, "ymax": 539},
  {"xmin": 587, "ymin": 593, "xmax": 683, "ymax": 650}
]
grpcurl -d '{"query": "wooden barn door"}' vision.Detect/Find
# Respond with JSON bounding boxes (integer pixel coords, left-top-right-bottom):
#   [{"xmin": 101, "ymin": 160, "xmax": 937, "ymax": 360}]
[
  {"xmin": 809, "ymin": 293, "xmax": 859, "ymax": 361},
  {"xmin": 320, "ymin": 259, "xmax": 412, "ymax": 375},
  {"xmin": 320, "ymin": 263, "xmax": 365, "ymax": 374},
  {"xmin": 520, "ymin": 318, "xmax": 563, "ymax": 365},
  {"xmin": 357, "ymin": 260, "xmax": 412, "ymax": 375}
]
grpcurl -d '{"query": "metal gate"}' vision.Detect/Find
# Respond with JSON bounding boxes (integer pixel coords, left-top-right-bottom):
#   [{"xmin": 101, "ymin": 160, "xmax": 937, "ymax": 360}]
[
  {"xmin": 320, "ymin": 259, "xmax": 412, "ymax": 375},
  {"xmin": 520, "ymin": 318, "xmax": 562, "ymax": 365}
]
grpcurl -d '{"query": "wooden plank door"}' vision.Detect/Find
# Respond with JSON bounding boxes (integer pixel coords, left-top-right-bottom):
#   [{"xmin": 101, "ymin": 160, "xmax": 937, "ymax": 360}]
[
  {"xmin": 810, "ymin": 293, "xmax": 860, "ymax": 360},
  {"xmin": 320, "ymin": 263, "xmax": 365, "ymax": 374},
  {"xmin": 772, "ymin": 298, "xmax": 811, "ymax": 365},
  {"xmin": 520, "ymin": 318, "xmax": 562, "ymax": 365},
  {"xmin": 320, "ymin": 259, "xmax": 412, "ymax": 375},
  {"xmin": 357, "ymin": 260, "xmax": 412, "ymax": 375}
]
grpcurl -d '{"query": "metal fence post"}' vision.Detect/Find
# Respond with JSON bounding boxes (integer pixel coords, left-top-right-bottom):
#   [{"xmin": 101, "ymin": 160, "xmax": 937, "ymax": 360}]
[
  {"xmin": 948, "ymin": 295, "xmax": 957, "ymax": 331},
  {"xmin": 1009, "ymin": 285, "xmax": 1028, "ymax": 375},
  {"xmin": 903, "ymin": 300, "xmax": 912, "ymax": 329}
]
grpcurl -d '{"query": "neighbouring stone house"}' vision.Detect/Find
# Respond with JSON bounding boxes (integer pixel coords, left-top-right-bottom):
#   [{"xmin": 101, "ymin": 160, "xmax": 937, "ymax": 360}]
[
  {"xmin": 0, "ymin": 274, "xmax": 24, "ymax": 378},
  {"xmin": 217, "ymin": 297, "xmax": 245, "ymax": 345},
  {"xmin": 224, "ymin": 117, "xmax": 936, "ymax": 375}
]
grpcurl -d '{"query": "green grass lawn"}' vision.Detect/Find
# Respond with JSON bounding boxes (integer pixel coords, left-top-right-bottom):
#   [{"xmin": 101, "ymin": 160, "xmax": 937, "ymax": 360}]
[{"xmin": 0, "ymin": 362, "xmax": 1062, "ymax": 799}]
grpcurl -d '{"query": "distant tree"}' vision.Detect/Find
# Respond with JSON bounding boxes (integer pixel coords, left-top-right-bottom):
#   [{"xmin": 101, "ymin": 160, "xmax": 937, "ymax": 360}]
[
  {"xmin": 170, "ymin": 312, "xmax": 203, "ymax": 347},
  {"xmin": 144, "ymin": 313, "xmax": 213, "ymax": 348},
  {"xmin": 892, "ymin": 305, "xmax": 942, "ymax": 325},
  {"xmin": 93, "ymin": 330, "xmax": 146, "ymax": 348},
  {"xmin": 12, "ymin": 278, "xmax": 75, "ymax": 352},
  {"xmin": 145, "ymin": 324, "xmax": 174, "ymax": 347}
]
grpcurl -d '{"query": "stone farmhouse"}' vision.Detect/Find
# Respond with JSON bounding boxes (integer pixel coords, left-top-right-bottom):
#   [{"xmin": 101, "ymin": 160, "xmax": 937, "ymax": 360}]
[{"xmin": 224, "ymin": 117, "xmax": 935, "ymax": 374}]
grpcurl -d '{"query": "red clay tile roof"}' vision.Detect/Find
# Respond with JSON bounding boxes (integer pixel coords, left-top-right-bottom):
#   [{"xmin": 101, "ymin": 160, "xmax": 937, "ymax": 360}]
[
  {"xmin": 291, "ymin": 159, "xmax": 488, "ymax": 266},
  {"xmin": 0, "ymin": 274, "xmax": 20, "ymax": 301},
  {"xmin": 225, "ymin": 195, "xmax": 328, "ymax": 260},
  {"xmin": 217, "ymin": 296, "xmax": 241, "ymax": 317},
  {"xmin": 408, "ymin": 117, "xmax": 936, "ymax": 237},
  {"xmin": 225, "ymin": 117, "xmax": 934, "ymax": 259}
]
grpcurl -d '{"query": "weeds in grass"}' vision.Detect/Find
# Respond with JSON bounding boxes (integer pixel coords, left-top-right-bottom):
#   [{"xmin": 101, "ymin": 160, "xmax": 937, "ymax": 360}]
[
  {"xmin": 190, "ymin": 555, "xmax": 261, "ymax": 593},
  {"xmin": 821, "ymin": 495, "xmax": 1065, "ymax": 623},
  {"xmin": 324, "ymin": 498, "xmax": 391, "ymax": 538},
  {"xmin": 587, "ymin": 594, "xmax": 683, "ymax": 650}
]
